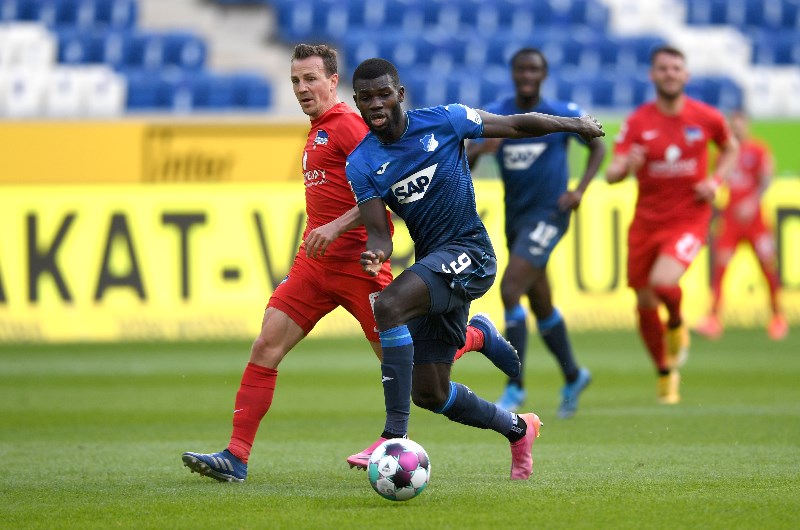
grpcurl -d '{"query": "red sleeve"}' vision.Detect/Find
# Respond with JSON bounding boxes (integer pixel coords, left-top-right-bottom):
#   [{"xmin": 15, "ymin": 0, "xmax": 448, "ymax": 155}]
[
  {"xmin": 757, "ymin": 142, "xmax": 773, "ymax": 180},
  {"xmin": 614, "ymin": 109, "xmax": 642, "ymax": 155},
  {"xmin": 333, "ymin": 111, "xmax": 369, "ymax": 157},
  {"xmin": 708, "ymin": 107, "xmax": 732, "ymax": 149}
]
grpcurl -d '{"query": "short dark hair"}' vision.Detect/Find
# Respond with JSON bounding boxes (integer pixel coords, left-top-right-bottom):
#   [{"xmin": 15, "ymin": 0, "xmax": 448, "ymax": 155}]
[
  {"xmin": 510, "ymin": 47, "xmax": 548, "ymax": 71},
  {"xmin": 292, "ymin": 43, "xmax": 338, "ymax": 77},
  {"xmin": 650, "ymin": 44, "xmax": 685, "ymax": 65},
  {"xmin": 352, "ymin": 58, "xmax": 400, "ymax": 89}
]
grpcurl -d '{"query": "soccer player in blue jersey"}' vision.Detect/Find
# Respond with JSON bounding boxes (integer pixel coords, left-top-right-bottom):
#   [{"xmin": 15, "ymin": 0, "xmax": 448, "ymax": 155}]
[
  {"xmin": 466, "ymin": 48, "xmax": 606, "ymax": 417},
  {"xmin": 346, "ymin": 58, "xmax": 604, "ymax": 479}
]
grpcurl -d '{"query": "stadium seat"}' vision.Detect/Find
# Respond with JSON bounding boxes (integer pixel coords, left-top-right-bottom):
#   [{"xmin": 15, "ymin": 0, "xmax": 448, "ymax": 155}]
[
  {"xmin": 230, "ymin": 72, "xmax": 271, "ymax": 109},
  {"xmin": 741, "ymin": 66, "xmax": 785, "ymax": 117},
  {"xmin": 0, "ymin": 22, "xmax": 56, "ymax": 69},
  {"xmin": 685, "ymin": 0, "xmax": 728, "ymax": 25},
  {"xmin": 162, "ymin": 31, "xmax": 206, "ymax": 71},
  {"xmin": 83, "ymin": 65, "xmax": 126, "ymax": 116},
  {"xmin": 562, "ymin": 0, "xmax": 610, "ymax": 28},
  {"xmin": 95, "ymin": 0, "xmax": 137, "ymax": 30},
  {"xmin": 43, "ymin": 64, "xmax": 126, "ymax": 117},
  {"xmin": 456, "ymin": 1, "xmax": 500, "ymax": 35},
  {"xmin": 751, "ymin": 29, "xmax": 800, "ymax": 65},
  {"xmin": 1, "ymin": 67, "xmax": 47, "ymax": 116},
  {"xmin": 99, "ymin": 30, "xmax": 207, "ymax": 70},
  {"xmin": 44, "ymin": 65, "xmax": 84, "ymax": 115},
  {"xmin": 274, "ymin": 0, "xmax": 334, "ymax": 42},
  {"xmin": 57, "ymin": 28, "xmax": 104, "ymax": 64},
  {"xmin": 686, "ymin": 75, "xmax": 744, "ymax": 110},
  {"xmin": 0, "ymin": 0, "xmax": 39, "ymax": 22},
  {"xmin": 123, "ymin": 68, "xmax": 173, "ymax": 110}
]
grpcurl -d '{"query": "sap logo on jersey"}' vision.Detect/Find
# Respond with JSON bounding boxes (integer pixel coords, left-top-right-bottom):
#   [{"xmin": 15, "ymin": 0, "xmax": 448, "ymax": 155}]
[
  {"xmin": 393, "ymin": 163, "xmax": 438, "ymax": 204},
  {"xmin": 502, "ymin": 143, "xmax": 547, "ymax": 170}
]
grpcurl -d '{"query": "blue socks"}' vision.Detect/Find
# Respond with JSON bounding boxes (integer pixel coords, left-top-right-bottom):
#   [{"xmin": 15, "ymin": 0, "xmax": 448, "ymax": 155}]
[
  {"xmin": 538, "ymin": 308, "xmax": 579, "ymax": 383},
  {"xmin": 379, "ymin": 326, "xmax": 414, "ymax": 436},
  {"xmin": 434, "ymin": 381, "xmax": 515, "ymax": 436},
  {"xmin": 505, "ymin": 304, "xmax": 528, "ymax": 387}
]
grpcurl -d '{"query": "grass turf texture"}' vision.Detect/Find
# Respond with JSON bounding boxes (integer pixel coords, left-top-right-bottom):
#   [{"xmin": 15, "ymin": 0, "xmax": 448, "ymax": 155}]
[{"xmin": 2, "ymin": 330, "xmax": 798, "ymax": 529}]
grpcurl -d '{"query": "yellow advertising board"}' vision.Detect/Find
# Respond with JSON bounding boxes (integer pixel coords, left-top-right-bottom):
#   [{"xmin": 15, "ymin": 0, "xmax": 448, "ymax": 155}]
[
  {"xmin": 0, "ymin": 122, "xmax": 309, "ymax": 184},
  {"xmin": 0, "ymin": 180, "xmax": 798, "ymax": 342}
]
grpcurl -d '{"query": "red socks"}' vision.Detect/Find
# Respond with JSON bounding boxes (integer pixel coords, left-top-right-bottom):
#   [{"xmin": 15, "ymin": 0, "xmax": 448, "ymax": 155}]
[
  {"xmin": 454, "ymin": 325, "xmax": 485, "ymax": 361},
  {"xmin": 710, "ymin": 263, "xmax": 726, "ymax": 315},
  {"xmin": 653, "ymin": 286, "xmax": 683, "ymax": 328},
  {"xmin": 637, "ymin": 306, "xmax": 668, "ymax": 372},
  {"xmin": 227, "ymin": 362, "xmax": 278, "ymax": 463}
]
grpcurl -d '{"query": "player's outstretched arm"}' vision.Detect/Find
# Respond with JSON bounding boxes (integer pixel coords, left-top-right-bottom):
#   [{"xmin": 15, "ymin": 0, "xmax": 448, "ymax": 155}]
[
  {"xmin": 558, "ymin": 137, "xmax": 607, "ymax": 211},
  {"xmin": 478, "ymin": 110, "xmax": 604, "ymax": 143},
  {"xmin": 357, "ymin": 198, "xmax": 393, "ymax": 277}
]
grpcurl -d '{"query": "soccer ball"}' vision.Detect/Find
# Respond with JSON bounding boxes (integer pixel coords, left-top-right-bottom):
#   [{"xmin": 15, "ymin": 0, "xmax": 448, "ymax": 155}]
[{"xmin": 367, "ymin": 438, "xmax": 431, "ymax": 501}]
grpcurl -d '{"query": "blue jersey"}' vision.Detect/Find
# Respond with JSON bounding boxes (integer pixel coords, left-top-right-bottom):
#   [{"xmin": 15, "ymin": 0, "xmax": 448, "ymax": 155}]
[
  {"xmin": 347, "ymin": 104, "xmax": 493, "ymax": 260},
  {"xmin": 476, "ymin": 97, "xmax": 584, "ymax": 237}
]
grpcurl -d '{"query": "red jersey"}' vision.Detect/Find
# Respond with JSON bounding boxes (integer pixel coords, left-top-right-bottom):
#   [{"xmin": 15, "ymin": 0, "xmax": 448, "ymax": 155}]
[
  {"xmin": 614, "ymin": 97, "xmax": 731, "ymax": 229},
  {"xmin": 299, "ymin": 102, "xmax": 370, "ymax": 261},
  {"xmin": 726, "ymin": 139, "xmax": 771, "ymax": 214}
]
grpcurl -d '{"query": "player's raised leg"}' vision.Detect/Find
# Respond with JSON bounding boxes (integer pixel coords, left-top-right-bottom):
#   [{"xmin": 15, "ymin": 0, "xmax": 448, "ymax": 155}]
[{"xmin": 460, "ymin": 313, "xmax": 521, "ymax": 378}]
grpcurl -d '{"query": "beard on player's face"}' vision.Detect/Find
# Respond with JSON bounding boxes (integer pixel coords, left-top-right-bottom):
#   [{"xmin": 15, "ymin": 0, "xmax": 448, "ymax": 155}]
[{"xmin": 655, "ymin": 80, "xmax": 685, "ymax": 101}]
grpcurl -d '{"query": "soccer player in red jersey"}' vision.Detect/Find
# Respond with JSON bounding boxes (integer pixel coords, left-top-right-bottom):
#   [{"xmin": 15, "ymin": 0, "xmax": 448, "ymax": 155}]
[
  {"xmin": 181, "ymin": 44, "xmax": 519, "ymax": 482},
  {"xmin": 606, "ymin": 45, "xmax": 739, "ymax": 404},
  {"xmin": 694, "ymin": 110, "xmax": 788, "ymax": 341}
]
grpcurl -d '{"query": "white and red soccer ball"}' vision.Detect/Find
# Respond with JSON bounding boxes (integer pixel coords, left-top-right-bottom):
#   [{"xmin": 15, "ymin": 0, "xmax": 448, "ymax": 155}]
[{"xmin": 367, "ymin": 438, "xmax": 431, "ymax": 501}]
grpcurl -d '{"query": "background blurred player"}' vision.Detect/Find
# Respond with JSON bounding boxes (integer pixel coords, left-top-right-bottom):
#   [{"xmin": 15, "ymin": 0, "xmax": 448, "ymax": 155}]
[
  {"xmin": 181, "ymin": 44, "xmax": 518, "ymax": 482},
  {"xmin": 694, "ymin": 110, "xmax": 788, "ymax": 340},
  {"xmin": 347, "ymin": 58, "xmax": 604, "ymax": 479},
  {"xmin": 466, "ymin": 48, "xmax": 605, "ymax": 417},
  {"xmin": 606, "ymin": 45, "xmax": 738, "ymax": 405}
]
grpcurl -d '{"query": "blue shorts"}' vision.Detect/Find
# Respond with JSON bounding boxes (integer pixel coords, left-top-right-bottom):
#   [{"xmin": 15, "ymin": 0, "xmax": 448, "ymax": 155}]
[
  {"xmin": 408, "ymin": 243, "xmax": 497, "ymax": 362},
  {"xmin": 508, "ymin": 210, "xmax": 570, "ymax": 269}
]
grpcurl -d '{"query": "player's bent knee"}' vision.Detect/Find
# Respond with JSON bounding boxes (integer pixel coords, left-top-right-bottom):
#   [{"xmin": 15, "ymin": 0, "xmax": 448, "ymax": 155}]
[
  {"xmin": 411, "ymin": 391, "xmax": 445, "ymax": 411},
  {"xmin": 373, "ymin": 295, "xmax": 407, "ymax": 329},
  {"xmin": 249, "ymin": 336, "xmax": 287, "ymax": 368}
]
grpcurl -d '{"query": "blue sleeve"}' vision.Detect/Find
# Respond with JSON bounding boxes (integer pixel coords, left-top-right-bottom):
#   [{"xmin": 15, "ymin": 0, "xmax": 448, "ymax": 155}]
[
  {"xmin": 444, "ymin": 103, "xmax": 484, "ymax": 140},
  {"xmin": 346, "ymin": 158, "xmax": 380, "ymax": 205}
]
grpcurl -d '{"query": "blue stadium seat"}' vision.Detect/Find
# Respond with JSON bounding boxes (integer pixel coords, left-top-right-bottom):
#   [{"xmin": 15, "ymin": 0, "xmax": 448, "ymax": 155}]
[
  {"xmin": 124, "ymin": 68, "xmax": 271, "ymax": 112},
  {"xmin": 56, "ymin": 28, "xmax": 104, "ymax": 63},
  {"xmin": 95, "ymin": 0, "xmax": 137, "ymax": 30},
  {"xmin": 456, "ymin": 1, "xmax": 501, "ymax": 35},
  {"xmin": 781, "ymin": 0, "xmax": 800, "ymax": 29},
  {"xmin": 686, "ymin": 76, "xmax": 743, "ymax": 110},
  {"xmin": 597, "ymin": 35, "xmax": 667, "ymax": 70},
  {"xmin": 1, "ymin": 0, "xmax": 137, "ymax": 28},
  {"xmin": 179, "ymin": 73, "xmax": 236, "ymax": 110},
  {"xmin": 401, "ymin": 65, "xmax": 512, "ymax": 109},
  {"xmin": 685, "ymin": 0, "xmax": 728, "ymax": 25},
  {"xmin": 230, "ymin": 73, "xmax": 271, "ymax": 109},
  {"xmin": 562, "ymin": 0, "xmax": 610, "ymax": 28},
  {"xmin": 123, "ymin": 68, "xmax": 173, "ymax": 109},
  {"xmin": 100, "ymin": 31, "xmax": 206, "ymax": 70},
  {"xmin": 751, "ymin": 29, "xmax": 800, "ymax": 65},
  {"xmin": 274, "ymin": 0, "xmax": 335, "ymax": 42},
  {"xmin": 162, "ymin": 31, "xmax": 206, "ymax": 70},
  {"xmin": 0, "ymin": 0, "xmax": 39, "ymax": 22}
]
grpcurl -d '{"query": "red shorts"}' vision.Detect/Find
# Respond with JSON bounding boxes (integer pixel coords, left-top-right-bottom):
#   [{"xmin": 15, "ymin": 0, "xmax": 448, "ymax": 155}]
[
  {"xmin": 715, "ymin": 213, "xmax": 774, "ymax": 260},
  {"xmin": 267, "ymin": 252, "xmax": 392, "ymax": 341},
  {"xmin": 627, "ymin": 220, "xmax": 707, "ymax": 289}
]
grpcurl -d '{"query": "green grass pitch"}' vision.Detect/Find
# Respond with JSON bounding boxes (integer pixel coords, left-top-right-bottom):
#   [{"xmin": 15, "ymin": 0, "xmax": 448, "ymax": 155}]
[{"xmin": 2, "ymin": 329, "xmax": 799, "ymax": 529}]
